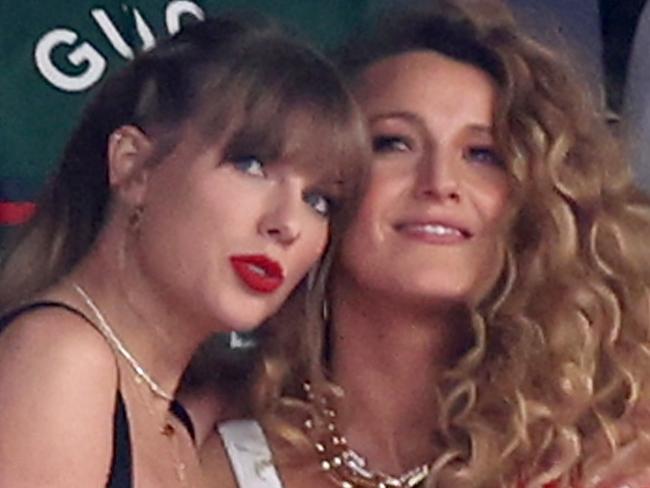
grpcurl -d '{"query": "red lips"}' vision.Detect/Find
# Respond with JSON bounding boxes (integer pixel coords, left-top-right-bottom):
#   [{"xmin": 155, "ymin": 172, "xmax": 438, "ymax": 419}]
[{"xmin": 229, "ymin": 255, "xmax": 285, "ymax": 293}]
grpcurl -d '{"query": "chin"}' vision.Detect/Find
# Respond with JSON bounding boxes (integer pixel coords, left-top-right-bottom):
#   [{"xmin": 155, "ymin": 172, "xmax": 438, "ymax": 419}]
[
  {"xmin": 204, "ymin": 300, "xmax": 271, "ymax": 334},
  {"xmin": 405, "ymin": 272, "xmax": 471, "ymax": 297},
  {"xmin": 394, "ymin": 281, "xmax": 480, "ymax": 310},
  {"xmin": 206, "ymin": 286, "xmax": 287, "ymax": 329},
  {"xmin": 220, "ymin": 312, "xmax": 270, "ymax": 333}
]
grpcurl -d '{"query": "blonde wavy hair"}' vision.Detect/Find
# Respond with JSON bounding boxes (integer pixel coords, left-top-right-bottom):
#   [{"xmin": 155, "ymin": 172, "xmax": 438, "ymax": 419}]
[{"xmin": 256, "ymin": 1, "xmax": 650, "ymax": 486}]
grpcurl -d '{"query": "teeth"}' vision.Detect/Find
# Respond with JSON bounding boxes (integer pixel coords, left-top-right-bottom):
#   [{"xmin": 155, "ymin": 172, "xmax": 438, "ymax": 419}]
[
  {"xmin": 409, "ymin": 224, "xmax": 463, "ymax": 236},
  {"xmin": 248, "ymin": 264, "xmax": 267, "ymax": 276}
]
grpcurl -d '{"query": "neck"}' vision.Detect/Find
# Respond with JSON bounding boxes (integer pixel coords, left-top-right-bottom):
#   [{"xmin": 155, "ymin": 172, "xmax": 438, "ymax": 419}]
[
  {"xmin": 67, "ymin": 237, "xmax": 216, "ymax": 402},
  {"xmin": 329, "ymin": 278, "xmax": 470, "ymax": 474}
]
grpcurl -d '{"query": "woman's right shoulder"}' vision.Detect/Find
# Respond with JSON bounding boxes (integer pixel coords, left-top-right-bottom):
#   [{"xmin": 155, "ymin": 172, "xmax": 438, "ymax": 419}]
[
  {"xmin": 0, "ymin": 303, "xmax": 118, "ymax": 399},
  {"xmin": 1, "ymin": 303, "xmax": 115, "ymax": 364},
  {"xmin": 0, "ymin": 305, "xmax": 120, "ymax": 487}
]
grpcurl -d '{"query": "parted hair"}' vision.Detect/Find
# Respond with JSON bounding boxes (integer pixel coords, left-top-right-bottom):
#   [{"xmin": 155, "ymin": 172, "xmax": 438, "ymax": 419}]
[{"xmin": 297, "ymin": 1, "xmax": 650, "ymax": 486}]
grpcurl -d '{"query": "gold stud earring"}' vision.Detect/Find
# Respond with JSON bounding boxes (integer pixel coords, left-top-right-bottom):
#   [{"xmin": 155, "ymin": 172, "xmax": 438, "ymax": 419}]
[{"xmin": 128, "ymin": 205, "xmax": 144, "ymax": 230}]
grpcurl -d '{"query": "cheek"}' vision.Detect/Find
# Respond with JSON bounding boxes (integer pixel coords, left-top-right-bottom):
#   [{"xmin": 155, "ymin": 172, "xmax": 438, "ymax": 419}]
[
  {"xmin": 338, "ymin": 215, "xmax": 382, "ymax": 288},
  {"xmin": 472, "ymin": 176, "xmax": 510, "ymax": 224},
  {"xmin": 471, "ymin": 237, "xmax": 507, "ymax": 303},
  {"xmin": 295, "ymin": 221, "xmax": 329, "ymax": 273},
  {"xmin": 350, "ymin": 168, "xmax": 397, "ymax": 235},
  {"xmin": 338, "ymin": 171, "xmax": 399, "ymax": 273},
  {"xmin": 463, "ymin": 180, "xmax": 511, "ymax": 300},
  {"xmin": 311, "ymin": 224, "xmax": 329, "ymax": 261}
]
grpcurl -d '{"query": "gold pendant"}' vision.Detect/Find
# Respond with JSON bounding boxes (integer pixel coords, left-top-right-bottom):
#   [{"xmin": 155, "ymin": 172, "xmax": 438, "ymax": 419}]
[{"xmin": 161, "ymin": 422, "xmax": 175, "ymax": 437}]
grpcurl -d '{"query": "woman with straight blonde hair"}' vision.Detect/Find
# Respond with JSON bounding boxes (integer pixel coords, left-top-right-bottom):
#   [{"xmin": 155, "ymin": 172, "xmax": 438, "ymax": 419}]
[{"xmin": 0, "ymin": 13, "xmax": 368, "ymax": 488}]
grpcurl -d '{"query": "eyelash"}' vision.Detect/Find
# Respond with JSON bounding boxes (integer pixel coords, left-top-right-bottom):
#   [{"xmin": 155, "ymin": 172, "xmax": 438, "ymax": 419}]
[
  {"xmin": 231, "ymin": 156, "xmax": 336, "ymax": 218},
  {"xmin": 303, "ymin": 192, "xmax": 335, "ymax": 218},
  {"xmin": 372, "ymin": 133, "xmax": 503, "ymax": 172},
  {"xmin": 230, "ymin": 156, "xmax": 266, "ymax": 177},
  {"xmin": 464, "ymin": 146, "xmax": 502, "ymax": 166},
  {"xmin": 372, "ymin": 134, "xmax": 413, "ymax": 154}
]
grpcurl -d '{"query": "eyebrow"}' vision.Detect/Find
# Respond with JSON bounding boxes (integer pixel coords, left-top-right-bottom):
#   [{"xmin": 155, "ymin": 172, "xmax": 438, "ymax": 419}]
[
  {"xmin": 466, "ymin": 124, "xmax": 494, "ymax": 137},
  {"xmin": 368, "ymin": 111, "xmax": 494, "ymax": 135},
  {"xmin": 367, "ymin": 111, "xmax": 427, "ymax": 129}
]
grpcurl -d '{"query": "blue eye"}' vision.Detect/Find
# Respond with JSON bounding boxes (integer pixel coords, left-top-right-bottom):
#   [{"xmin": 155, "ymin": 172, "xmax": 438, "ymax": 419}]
[
  {"xmin": 304, "ymin": 193, "xmax": 332, "ymax": 217},
  {"xmin": 465, "ymin": 147, "xmax": 502, "ymax": 166},
  {"xmin": 372, "ymin": 135, "xmax": 411, "ymax": 154},
  {"xmin": 232, "ymin": 156, "xmax": 266, "ymax": 177}
]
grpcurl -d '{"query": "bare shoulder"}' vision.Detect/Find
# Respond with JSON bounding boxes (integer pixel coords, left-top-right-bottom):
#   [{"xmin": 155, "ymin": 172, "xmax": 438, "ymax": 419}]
[
  {"xmin": 0, "ymin": 304, "xmax": 115, "ymax": 366},
  {"xmin": 0, "ymin": 305, "xmax": 119, "ymax": 487},
  {"xmin": 200, "ymin": 429, "xmax": 239, "ymax": 488}
]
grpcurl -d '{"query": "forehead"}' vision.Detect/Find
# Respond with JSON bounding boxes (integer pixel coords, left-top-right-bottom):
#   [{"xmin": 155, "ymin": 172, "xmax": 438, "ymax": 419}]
[
  {"xmin": 273, "ymin": 109, "xmax": 353, "ymax": 183},
  {"xmin": 355, "ymin": 51, "xmax": 496, "ymax": 128}
]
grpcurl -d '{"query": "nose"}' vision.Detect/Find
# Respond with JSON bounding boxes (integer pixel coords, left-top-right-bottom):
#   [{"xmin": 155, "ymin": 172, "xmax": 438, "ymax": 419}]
[
  {"xmin": 414, "ymin": 149, "xmax": 461, "ymax": 202},
  {"xmin": 258, "ymin": 183, "xmax": 302, "ymax": 246}
]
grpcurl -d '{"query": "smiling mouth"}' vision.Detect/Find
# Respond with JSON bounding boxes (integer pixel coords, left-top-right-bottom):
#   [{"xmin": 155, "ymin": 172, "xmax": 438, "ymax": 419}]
[{"xmin": 395, "ymin": 222, "xmax": 471, "ymax": 242}]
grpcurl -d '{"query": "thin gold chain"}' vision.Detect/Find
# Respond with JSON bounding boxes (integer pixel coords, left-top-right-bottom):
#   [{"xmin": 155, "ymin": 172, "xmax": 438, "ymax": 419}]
[
  {"xmin": 72, "ymin": 282, "xmax": 192, "ymax": 485},
  {"xmin": 129, "ymin": 373, "xmax": 190, "ymax": 487},
  {"xmin": 72, "ymin": 283, "xmax": 174, "ymax": 401}
]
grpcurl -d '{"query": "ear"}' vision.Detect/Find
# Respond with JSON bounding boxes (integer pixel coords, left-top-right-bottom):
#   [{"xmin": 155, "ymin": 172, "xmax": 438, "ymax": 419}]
[{"xmin": 107, "ymin": 125, "xmax": 153, "ymax": 207}]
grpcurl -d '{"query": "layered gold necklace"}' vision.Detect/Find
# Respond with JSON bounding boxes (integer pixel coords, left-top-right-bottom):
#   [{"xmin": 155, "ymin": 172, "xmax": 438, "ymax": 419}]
[
  {"xmin": 72, "ymin": 283, "xmax": 191, "ymax": 486},
  {"xmin": 302, "ymin": 382, "xmax": 431, "ymax": 488}
]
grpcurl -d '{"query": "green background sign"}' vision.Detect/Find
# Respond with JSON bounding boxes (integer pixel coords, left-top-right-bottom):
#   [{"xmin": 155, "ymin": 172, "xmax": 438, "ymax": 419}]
[
  {"xmin": 1, "ymin": 0, "xmax": 639, "ymax": 226},
  {"xmin": 0, "ymin": 1, "xmax": 383, "ymax": 203}
]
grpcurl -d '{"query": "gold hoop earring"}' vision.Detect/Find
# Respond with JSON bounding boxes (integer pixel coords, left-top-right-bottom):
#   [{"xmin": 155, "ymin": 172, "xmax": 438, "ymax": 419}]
[
  {"xmin": 321, "ymin": 298, "xmax": 330, "ymax": 323},
  {"xmin": 119, "ymin": 205, "xmax": 143, "ymax": 270}
]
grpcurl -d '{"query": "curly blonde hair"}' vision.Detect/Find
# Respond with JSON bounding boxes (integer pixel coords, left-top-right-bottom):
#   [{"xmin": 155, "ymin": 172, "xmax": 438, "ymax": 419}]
[{"xmin": 270, "ymin": 1, "xmax": 650, "ymax": 486}]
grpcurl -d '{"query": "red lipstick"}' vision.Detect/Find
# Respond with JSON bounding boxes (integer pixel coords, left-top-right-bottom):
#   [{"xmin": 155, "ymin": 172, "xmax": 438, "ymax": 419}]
[{"xmin": 229, "ymin": 255, "xmax": 285, "ymax": 293}]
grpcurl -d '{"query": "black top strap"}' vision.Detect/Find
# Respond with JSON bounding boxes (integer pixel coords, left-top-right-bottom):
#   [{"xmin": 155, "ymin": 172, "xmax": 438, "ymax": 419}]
[
  {"xmin": 110, "ymin": 392, "xmax": 133, "ymax": 488},
  {"xmin": 170, "ymin": 399, "xmax": 196, "ymax": 444},
  {"xmin": 1, "ymin": 301, "xmax": 197, "ymax": 485},
  {"xmin": 0, "ymin": 301, "xmax": 93, "ymax": 331}
]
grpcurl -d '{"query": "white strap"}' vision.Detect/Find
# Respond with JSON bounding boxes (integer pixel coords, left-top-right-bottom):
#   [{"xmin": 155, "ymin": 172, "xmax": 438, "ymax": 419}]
[{"xmin": 218, "ymin": 420, "xmax": 284, "ymax": 488}]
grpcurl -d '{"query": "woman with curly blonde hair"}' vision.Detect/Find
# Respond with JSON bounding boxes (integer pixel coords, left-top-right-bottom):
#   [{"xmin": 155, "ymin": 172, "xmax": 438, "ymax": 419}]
[{"xmin": 200, "ymin": 1, "xmax": 650, "ymax": 487}]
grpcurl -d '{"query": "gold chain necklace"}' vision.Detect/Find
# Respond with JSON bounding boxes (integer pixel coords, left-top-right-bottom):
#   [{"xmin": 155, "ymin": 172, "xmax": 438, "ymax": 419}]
[
  {"xmin": 72, "ymin": 283, "xmax": 173, "ymax": 400},
  {"xmin": 302, "ymin": 382, "xmax": 431, "ymax": 488},
  {"xmin": 72, "ymin": 283, "xmax": 190, "ymax": 485},
  {"xmin": 129, "ymin": 373, "xmax": 190, "ymax": 486}
]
